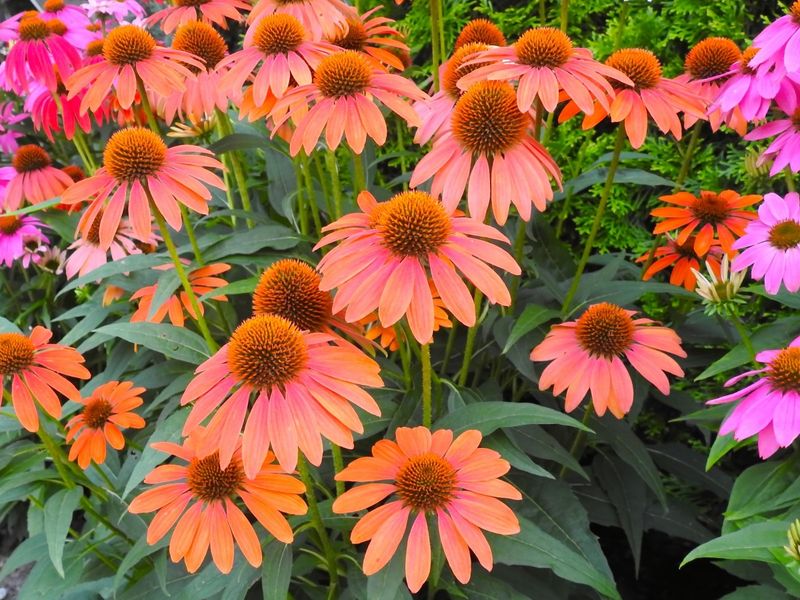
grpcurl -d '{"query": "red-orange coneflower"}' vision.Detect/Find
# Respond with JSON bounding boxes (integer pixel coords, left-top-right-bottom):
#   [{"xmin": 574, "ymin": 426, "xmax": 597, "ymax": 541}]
[
  {"xmin": 0, "ymin": 326, "xmax": 90, "ymax": 431},
  {"xmin": 129, "ymin": 430, "xmax": 307, "ymax": 573},
  {"xmin": 146, "ymin": 0, "xmax": 251, "ymax": 33},
  {"xmin": 454, "ymin": 19, "xmax": 506, "ymax": 50},
  {"xmin": 66, "ymin": 380, "xmax": 146, "ymax": 468},
  {"xmin": 326, "ymin": 7, "xmax": 409, "ymax": 71},
  {"xmin": 637, "ymin": 234, "xmax": 723, "ymax": 291},
  {"xmin": 333, "ymin": 427, "xmax": 521, "ymax": 592},
  {"xmin": 0, "ymin": 145, "xmax": 74, "ymax": 210}
]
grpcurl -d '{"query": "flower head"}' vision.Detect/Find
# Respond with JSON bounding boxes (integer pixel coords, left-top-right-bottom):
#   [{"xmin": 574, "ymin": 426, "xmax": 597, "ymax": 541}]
[
  {"xmin": 128, "ymin": 429, "xmax": 307, "ymax": 573},
  {"xmin": 247, "ymin": 0, "xmax": 355, "ymax": 41},
  {"xmin": 708, "ymin": 336, "xmax": 800, "ymax": 458},
  {"xmin": 41, "ymin": 0, "xmax": 91, "ymax": 31},
  {"xmin": 732, "ymin": 192, "xmax": 800, "ymax": 294},
  {"xmin": 315, "ymin": 190, "xmax": 520, "ymax": 343},
  {"xmin": 66, "ymin": 380, "xmax": 146, "ymax": 468},
  {"xmin": 37, "ymin": 246, "xmax": 67, "ymax": 274},
  {"xmin": 0, "ymin": 214, "xmax": 49, "ymax": 267},
  {"xmin": 691, "ymin": 254, "xmax": 746, "ymax": 315},
  {"xmin": 0, "ymin": 326, "xmax": 90, "ymax": 431},
  {"xmin": 747, "ymin": 1, "xmax": 800, "ymax": 74},
  {"xmin": 531, "ymin": 303, "xmax": 686, "ymax": 418},
  {"xmin": 0, "ymin": 145, "xmax": 74, "ymax": 210},
  {"xmin": 81, "ymin": 0, "xmax": 145, "ymax": 23},
  {"xmin": 454, "ymin": 19, "xmax": 506, "ymax": 50},
  {"xmin": 146, "ymin": 0, "xmax": 250, "ymax": 33},
  {"xmin": 333, "ymin": 427, "xmax": 521, "ymax": 592},
  {"xmin": 26, "ymin": 79, "xmax": 100, "ymax": 141},
  {"xmin": 638, "ymin": 234, "xmax": 723, "ymax": 291},
  {"xmin": 744, "ymin": 90, "xmax": 800, "ymax": 175},
  {"xmin": 0, "ymin": 102, "xmax": 28, "ymax": 154},
  {"xmin": 326, "ymin": 7, "xmax": 408, "ymax": 71}
]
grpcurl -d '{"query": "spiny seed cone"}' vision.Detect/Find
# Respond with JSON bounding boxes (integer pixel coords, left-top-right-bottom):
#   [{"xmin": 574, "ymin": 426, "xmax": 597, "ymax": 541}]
[
  {"xmin": 515, "ymin": 27, "xmax": 573, "ymax": 69},
  {"xmin": 575, "ymin": 303, "xmax": 635, "ymax": 358},
  {"xmin": 187, "ymin": 453, "xmax": 244, "ymax": 501},
  {"xmin": 0, "ymin": 216, "xmax": 23, "ymax": 235},
  {"xmin": 685, "ymin": 37, "xmax": 741, "ymax": 79},
  {"xmin": 172, "ymin": 21, "xmax": 228, "ymax": 71},
  {"xmin": 606, "ymin": 48, "xmax": 662, "ymax": 90},
  {"xmin": 770, "ymin": 347, "xmax": 800, "ymax": 392},
  {"xmin": 18, "ymin": 17, "xmax": 50, "ymax": 41},
  {"xmin": 314, "ymin": 50, "xmax": 373, "ymax": 98},
  {"xmin": 46, "ymin": 19, "xmax": 67, "ymax": 36},
  {"xmin": 452, "ymin": 81, "xmax": 527, "ymax": 155},
  {"xmin": 395, "ymin": 453, "xmax": 457, "ymax": 512},
  {"xmin": 328, "ymin": 17, "xmax": 368, "ymax": 51},
  {"xmin": 103, "ymin": 127, "xmax": 167, "ymax": 182},
  {"xmin": 103, "ymin": 25, "xmax": 156, "ymax": 66},
  {"xmin": 769, "ymin": 219, "xmax": 800, "ymax": 250},
  {"xmin": 253, "ymin": 13, "xmax": 305, "ymax": 55},
  {"xmin": 374, "ymin": 191, "xmax": 452, "ymax": 258},
  {"xmin": 442, "ymin": 43, "xmax": 489, "ymax": 100},
  {"xmin": 13, "ymin": 145, "xmax": 51, "ymax": 173},
  {"xmin": 83, "ymin": 398, "xmax": 113, "ymax": 428},
  {"xmin": 455, "ymin": 19, "xmax": 506, "ymax": 49},
  {"xmin": 0, "ymin": 333, "xmax": 35, "ymax": 375},
  {"xmin": 86, "ymin": 39, "xmax": 104, "ymax": 57}
]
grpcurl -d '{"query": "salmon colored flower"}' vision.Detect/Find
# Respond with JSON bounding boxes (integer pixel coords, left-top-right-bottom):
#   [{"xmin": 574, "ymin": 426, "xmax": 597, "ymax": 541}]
[
  {"xmin": 326, "ymin": 7, "xmax": 409, "ymax": 71},
  {"xmin": 314, "ymin": 190, "xmax": 520, "ymax": 343},
  {"xmin": 454, "ymin": 19, "xmax": 506, "ymax": 50},
  {"xmin": 247, "ymin": 0, "xmax": 355, "ymax": 41},
  {"xmin": 61, "ymin": 127, "xmax": 225, "ymax": 249},
  {"xmin": 146, "ymin": 0, "xmax": 250, "ymax": 33},
  {"xmin": 333, "ymin": 427, "xmax": 521, "ymax": 592},
  {"xmin": 0, "ymin": 326, "xmax": 90, "ymax": 432},
  {"xmin": 0, "ymin": 145, "xmax": 74, "ymax": 210},
  {"xmin": 128, "ymin": 429, "xmax": 307, "ymax": 573},
  {"xmin": 637, "ymin": 234, "xmax": 723, "ymax": 291},
  {"xmin": 66, "ymin": 24, "xmax": 203, "ymax": 113},
  {"xmin": 411, "ymin": 81, "xmax": 561, "ymax": 224},
  {"xmin": 131, "ymin": 263, "xmax": 230, "ymax": 327},
  {"xmin": 559, "ymin": 48, "xmax": 705, "ymax": 149},
  {"xmin": 180, "ymin": 314, "xmax": 383, "ymax": 476},
  {"xmin": 531, "ymin": 303, "xmax": 686, "ymax": 418},
  {"xmin": 66, "ymin": 380, "xmax": 146, "ymax": 469},
  {"xmin": 651, "ymin": 190, "xmax": 761, "ymax": 255},
  {"xmin": 271, "ymin": 49, "xmax": 427, "ymax": 155}
]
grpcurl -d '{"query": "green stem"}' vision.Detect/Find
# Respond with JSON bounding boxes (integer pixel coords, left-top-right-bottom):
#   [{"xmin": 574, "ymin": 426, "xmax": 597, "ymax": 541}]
[
  {"xmin": 439, "ymin": 322, "xmax": 458, "ymax": 377},
  {"xmin": 136, "ymin": 77, "xmax": 161, "ymax": 135},
  {"xmin": 560, "ymin": 0, "xmax": 569, "ymax": 31},
  {"xmin": 421, "ymin": 343, "xmax": 432, "ymax": 427},
  {"xmin": 179, "ymin": 205, "xmax": 205, "ymax": 267},
  {"xmin": 215, "ymin": 109, "xmax": 253, "ymax": 227},
  {"xmin": 539, "ymin": 0, "xmax": 546, "ymax": 23},
  {"xmin": 457, "ymin": 290, "xmax": 483, "ymax": 386},
  {"xmin": 729, "ymin": 312, "xmax": 755, "ymax": 362},
  {"xmin": 429, "ymin": 0, "xmax": 443, "ymax": 91},
  {"xmin": 352, "ymin": 149, "xmax": 366, "ymax": 193},
  {"xmin": 294, "ymin": 155, "xmax": 310, "ymax": 237},
  {"xmin": 37, "ymin": 423, "xmax": 75, "ymax": 490},
  {"xmin": 509, "ymin": 219, "xmax": 526, "ymax": 309},
  {"xmin": 562, "ymin": 127, "xmax": 626, "ymax": 315},
  {"xmin": 785, "ymin": 167, "xmax": 796, "ymax": 193},
  {"xmin": 325, "ymin": 150, "xmax": 343, "ymax": 219},
  {"xmin": 214, "ymin": 117, "xmax": 238, "ymax": 227},
  {"xmin": 297, "ymin": 456, "xmax": 339, "ymax": 594},
  {"xmin": 330, "ymin": 445, "xmax": 345, "ymax": 497},
  {"xmin": 300, "ymin": 152, "xmax": 322, "ymax": 236},
  {"xmin": 400, "ymin": 334, "xmax": 412, "ymax": 390},
  {"xmin": 558, "ymin": 404, "xmax": 592, "ymax": 478},
  {"xmin": 72, "ymin": 128, "xmax": 97, "ymax": 174}
]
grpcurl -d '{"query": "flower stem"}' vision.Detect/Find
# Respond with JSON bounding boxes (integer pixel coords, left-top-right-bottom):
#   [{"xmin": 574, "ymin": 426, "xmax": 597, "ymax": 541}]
[
  {"xmin": 72, "ymin": 128, "xmax": 97, "ymax": 174},
  {"xmin": 300, "ymin": 152, "xmax": 322, "ymax": 236},
  {"xmin": 439, "ymin": 322, "xmax": 458, "ymax": 377},
  {"xmin": 429, "ymin": 0, "xmax": 444, "ymax": 91},
  {"xmin": 325, "ymin": 150, "xmax": 343, "ymax": 219},
  {"xmin": 785, "ymin": 167, "xmax": 796, "ymax": 193},
  {"xmin": 294, "ymin": 155, "xmax": 310, "ymax": 236},
  {"xmin": 729, "ymin": 312, "xmax": 755, "ymax": 362},
  {"xmin": 560, "ymin": 0, "xmax": 569, "ymax": 31},
  {"xmin": 179, "ymin": 204, "xmax": 205, "ymax": 267},
  {"xmin": 297, "ymin": 455, "xmax": 339, "ymax": 594},
  {"xmin": 352, "ymin": 149, "xmax": 366, "ymax": 193},
  {"xmin": 562, "ymin": 126, "xmax": 626, "ymax": 315},
  {"xmin": 330, "ymin": 445, "xmax": 345, "ymax": 497},
  {"xmin": 136, "ymin": 77, "xmax": 161, "ymax": 135},
  {"xmin": 558, "ymin": 404, "xmax": 592, "ymax": 479},
  {"xmin": 421, "ymin": 342, "xmax": 432, "ymax": 427},
  {"xmin": 215, "ymin": 109, "xmax": 253, "ymax": 227},
  {"xmin": 457, "ymin": 290, "xmax": 483, "ymax": 386}
]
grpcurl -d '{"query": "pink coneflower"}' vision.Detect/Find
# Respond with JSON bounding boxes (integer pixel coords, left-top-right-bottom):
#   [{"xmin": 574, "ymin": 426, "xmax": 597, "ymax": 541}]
[
  {"xmin": 0, "ymin": 102, "xmax": 28, "ymax": 154},
  {"xmin": 747, "ymin": 2, "xmax": 800, "ymax": 74},
  {"xmin": 39, "ymin": 5, "xmax": 98, "ymax": 50},
  {"xmin": 411, "ymin": 81, "xmax": 561, "ymax": 224},
  {"xmin": 180, "ymin": 314, "xmax": 383, "ymax": 476},
  {"xmin": 41, "ymin": 0, "xmax": 91, "ymax": 30},
  {"xmin": 0, "ymin": 13, "xmax": 22, "ymax": 43},
  {"xmin": 0, "ymin": 145, "xmax": 74, "ymax": 210},
  {"xmin": 146, "ymin": 0, "xmax": 250, "ymax": 33},
  {"xmin": 560, "ymin": 48, "xmax": 705, "ymax": 149},
  {"xmin": 707, "ymin": 336, "xmax": 800, "ymax": 459},
  {"xmin": 314, "ymin": 190, "xmax": 521, "ymax": 343},
  {"xmin": 458, "ymin": 27, "xmax": 632, "ymax": 116},
  {"xmin": 25, "ymin": 80, "xmax": 98, "ymax": 141},
  {"xmin": 247, "ymin": 0, "xmax": 355, "ymax": 41},
  {"xmin": 744, "ymin": 91, "xmax": 800, "ymax": 175},
  {"xmin": 326, "ymin": 7, "xmax": 409, "ymax": 71},
  {"xmin": 4, "ymin": 15, "xmax": 82, "ymax": 94},
  {"xmin": 271, "ymin": 49, "xmax": 426, "ymax": 155},
  {"xmin": 64, "ymin": 213, "xmax": 153, "ymax": 279},
  {"xmin": 732, "ymin": 192, "xmax": 800, "ymax": 294},
  {"xmin": 531, "ymin": 303, "xmax": 686, "ymax": 418},
  {"xmin": 81, "ymin": 0, "xmax": 145, "ymax": 24},
  {"xmin": 66, "ymin": 24, "xmax": 203, "ymax": 113},
  {"xmin": 0, "ymin": 214, "xmax": 49, "ymax": 268}
]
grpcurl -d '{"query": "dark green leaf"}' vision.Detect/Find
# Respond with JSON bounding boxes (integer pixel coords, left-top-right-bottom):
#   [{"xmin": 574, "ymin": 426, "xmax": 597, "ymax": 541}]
[
  {"xmin": 123, "ymin": 410, "xmax": 187, "ymax": 499},
  {"xmin": 503, "ymin": 305, "xmax": 559, "ymax": 353},
  {"xmin": 43, "ymin": 486, "xmax": 83, "ymax": 577},
  {"xmin": 57, "ymin": 254, "xmax": 169, "ymax": 297},
  {"xmin": 261, "ymin": 541, "xmax": 292, "ymax": 600},
  {"xmin": 94, "ymin": 322, "xmax": 209, "ymax": 364},
  {"xmin": 434, "ymin": 401, "xmax": 592, "ymax": 435},
  {"xmin": 681, "ymin": 522, "xmax": 789, "ymax": 566}
]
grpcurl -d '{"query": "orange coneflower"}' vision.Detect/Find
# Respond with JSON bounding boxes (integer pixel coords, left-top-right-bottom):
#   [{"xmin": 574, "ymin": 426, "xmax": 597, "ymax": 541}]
[
  {"xmin": 637, "ymin": 234, "xmax": 723, "ymax": 291},
  {"xmin": 129, "ymin": 429, "xmax": 307, "ymax": 574},
  {"xmin": 0, "ymin": 145, "xmax": 74, "ymax": 210},
  {"xmin": 146, "ymin": 0, "xmax": 251, "ymax": 33},
  {"xmin": 0, "ymin": 326, "xmax": 90, "ymax": 431},
  {"xmin": 326, "ymin": 7, "xmax": 409, "ymax": 71},
  {"xmin": 531, "ymin": 303, "xmax": 686, "ymax": 418},
  {"xmin": 559, "ymin": 48, "xmax": 706, "ymax": 149},
  {"xmin": 314, "ymin": 190, "xmax": 520, "ymax": 343},
  {"xmin": 333, "ymin": 426, "xmax": 521, "ymax": 592},
  {"xmin": 131, "ymin": 263, "xmax": 230, "ymax": 327},
  {"xmin": 180, "ymin": 314, "xmax": 383, "ymax": 476},
  {"xmin": 66, "ymin": 380, "xmax": 146, "ymax": 469},
  {"xmin": 66, "ymin": 24, "xmax": 204, "ymax": 113},
  {"xmin": 454, "ymin": 19, "xmax": 506, "ymax": 50},
  {"xmin": 247, "ymin": 0, "xmax": 355, "ymax": 41},
  {"xmin": 60, "ymin": 127, "xmax": 225, "ymax": 249},
  {"xmin": 651, "ymin": 190, "xmax": 762, "ymax": 255},
  {"xmin": 271, "ymin": 49, "xmax": 427, "ymax": 155}
]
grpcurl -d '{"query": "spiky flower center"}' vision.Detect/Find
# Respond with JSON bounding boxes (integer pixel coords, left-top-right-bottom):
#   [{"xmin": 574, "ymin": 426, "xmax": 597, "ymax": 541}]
[
  {"xmin": 454, "ymin": 19, "xmax": 506, "ymax": 50},
  {"xmin": 328, "ymin": 17, "xmax": 368, "ymax": 51},
  {"xmin": 0, "ymin": 333, "xmax": 35, "ymax": 375},
  {"xmin": 606, "ymin": 48, "xmax": 662, "ymax": 90},
  {"xmin": 442, "ymin": 42, "xmax": 489, "ymax": 100},
  {"xmin": 227, "ymin": 315, "xmax": 308, "ymax": 389},
  {"xmin": 396, "ymin": 452, "xmax": 457, "ymax": 513},
  {"xmin": 253, "ymin": 14, "xmax": 305, "ymax": 55},
  {"xmin": 252, "ymin": 259, "xmax": 332, "ymax": 332},
  {"xmin": 13, "ymin": 145, "xmax": 51, "ymax": 173},
  {"xmin": 187, "ymin": 452, "xmax": 245, "ymax": 501},
  {"xmin": 44, "ymin": 0, "xmax": 65, "ymax": 11},
  {"xmin": 86, "ymin": 39, "xmax": 104, "ymax": 57},
  {"xmin": 792, "ymin": 1, "xmax": 800, "ymax": 22},
  {"xmin": 172, "ymin": 21, "xmax": 227, "ymax": 71},
  {"xmin": 770, "ymin": 347, "xmax": 800, "ymax": 392},
  {"xmin": 769, "ymin": 219, "xmax": 800, "ymax": 250},
  {"xmin": 62, "ymin": 165, "xmax": 86, "ymax": 182},
  {"xmin": 516, "ymin": 27, "xmax": 573, "ymax": 69},
  {"xmin": 103, "ymin": 25, "xmax": 156, "ymax": 66},
  {"xmin": 690, "ymin": 191, "xmax": 732, "ymax": 225},
  {"xmin": 103, "ymin": 127, "xmax": 167, "ymax": 182},
  {"xmin": 18, "ymin": 17, "xmax": 50, "ymax": 41},
  {"xmin": 46, "ymin": 19, "xmax": 67, "ymax": 36},
  {"xmin": 740, "ymin": 46, "xmax": 759, "ymax": 74},
  {"xmin": 314, "ymin": 50, "xmax": 372, "ymax": 98},
  {"xmin": 174, "ymin": 0, "xmax": 210, "ymax": 6},
  {"xmin": 83, "ymin": 397, "xmax": 114, "ymax": 428},
  {"xmin": 0, "ymin": 216, "xmax": 22, "ymax": 235},
  {"xmin": 373, "ymin": 191, "xmax": 452, "ymax": 258},
  {"xmin": 452, "ymin": 81, "xmax": 527, "ymax": 155},
  {"xmin": 575, "ymin": 303, "xmax": 635, "ymax": 358},
  {"xmin": 685, "ymin": 37, "xmax": 741, "ymax": 79}
]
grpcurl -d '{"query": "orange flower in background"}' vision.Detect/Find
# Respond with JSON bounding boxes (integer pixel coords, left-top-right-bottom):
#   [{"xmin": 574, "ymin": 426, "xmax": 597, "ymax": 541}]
[
  {"xmin": 637, "ymin": 234, "xmax": 723, "ymax": 291},
  {"xmin": 326, "ymin": 7, "xmax": 409, "ymax": 71},
  {"xmin": 0, "ymin": 145, "xmax": 74, "ymax": 210},
  {"xmin": 129, "ymin": 429, "xmax": 307, "ymax": 574},
  {"xmin": 314, "ymin": 191, "xmax": 521, "ymax": 343},
  {"xmin": 146, "ymin": 0, "xmax": 251, "ymax": 33},
  {"xmin": 559, "ymin": 48, "xmax": 706, "ymax": 149},
  {"xmin": 247, "ymin": 0, "xmax": 355, "ymax": 40},
  {"xmin": 66, "ymin": 380, "xmax": 146, "ymax": 469},
  {"xmin": 454, "ymin": 19, "xmax": 506, "ymax": 50},
  {"xmin": 61, "ymin": 127, "xmax": 225, "ymax": 249},
  {"xmin": 180, "ymin": 314, "xmax": 383, "ymax": 476},
  {"xmin": 131, "ymin": 263, "xmax": 231, "ymax": 327},
  {"xmin": 651, "ymin": 190, "xmax": 762, "ymax": 255},
  {"xmin": 531, "ymin": 303, "xmax": 686, "ymax": 418},
  {"xmin": 0, "ymin": 326, "xmax": 90, "ymax": 432},
  {"xmin": 333, "ymin": 427, "xmax": 521, "ymax": 592}
]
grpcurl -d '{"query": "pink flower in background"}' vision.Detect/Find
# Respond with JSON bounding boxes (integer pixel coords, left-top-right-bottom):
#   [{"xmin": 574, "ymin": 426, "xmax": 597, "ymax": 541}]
[
  {"xmin": 0, "ymin": 103, "xmax": 28, "ymax": 154},
  {"xmin": 64, "ymin": 214, "xmax": 154, "ymax": 279},
  {"xmin": 40, "ymin": 0, "xmax": 91, "ymax": 30},
  {"xmin": 0, "ymin": 14, "xmax": 22, "ymax": 43},
  {"xmin": 247, "ymin": 0, "xmax": 355, "ymax": 40},
  {"xmin": 146, "ymin": 0, "xmax": 250, "ymax": 33},
  {"xmin": 81, "ymin": 0, "xmax": 145, "ymax": 23},
  {"xmin": 744, "ymin": 91, "xmax": 800, "ymax": 175},
  {"xmin": 0, "ymin": 145, "xmax": 74, "ymax": 210},
  {"xmin": 25, "ymin": 81, "xmax": 97, "ymax": 141},
  {"xmin": 747, "ymin": 1, "xmax": 800, "ymax": 74},
  {"xmin": 0, "ymin": 214, "xmax": 49, "ymax": 267},
  {"xmin": 732, "ymin": 192, "xmax": 800, "ymax": 294},
  {"xmin": 708, "ymin": 336, "xmax": 800, "ymax": 459}
]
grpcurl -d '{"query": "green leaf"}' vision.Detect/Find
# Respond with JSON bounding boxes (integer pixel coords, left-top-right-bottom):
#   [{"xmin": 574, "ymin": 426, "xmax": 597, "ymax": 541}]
[
  {"xmin": 681, "ymin": 521, "xmax": 789, "ymax": 566},
  {"xmin": 503, "ymin": 305, "xmax": 559, "ymax": 353},
  {"xmin": 198, "ymin": 276, "xmax": 258, "ymax": 302},
  {"xmin": 123, "ymin": 410, "xmax": 187, "ymax": 499},
  {"xmin": 113, "ymin": 536, "xmax": 169, "ymax": 595},
  {"xmin": 726, "ymin": 459, "xmax": 800, "ymax": 522},
  {"xmin": 205, "ymin": 224, "xmax": 300, "ymax": 260},
  {"xmin": 57, "ymin": 254, "xmax": 169, "ymax": 297},
  {"xmin": 0, "ymin": 534, "xmax": 46, "ymax": 580},
  {"xmin": 208, "ymin": 133, "xmax": 268, "ymax": 154},
  {"xmin": 94, "ymin": 322, "xmax": 209, "ymax": 364},
  {"xmin": 434, "ymin": 401, "xmax": 592, "ymax": 435},
  {"xmin": 558, "ymin": 167, "xmax": 674, "ymax": 201},
  {"xmin": 2, "ymin": 197, "xmax": 61, "ymax": 216},
  {"xmin": 706, "ymin": 433, "xmax": 742, "ymax": 471},
  {"xmin": 483, "ymin": 431, "xmax": 553, "ymax": 479},
  {"xmin": 720, "ymin": 585, "xmax": 793, "ymax": 600},
  {"xmin": 43, "ymin": 486, "xmax": 83, "ymax": 577},
  {"xmin": 261, "ymin": 541, "xmax": 292, "ymax": 600},
  {"xmin": 0, "ymin": 317, "xmax": 21, "ymax": 333},
  {"xmin": 147, "ymin": 269, "xmax": 182, "ymax": 321}
]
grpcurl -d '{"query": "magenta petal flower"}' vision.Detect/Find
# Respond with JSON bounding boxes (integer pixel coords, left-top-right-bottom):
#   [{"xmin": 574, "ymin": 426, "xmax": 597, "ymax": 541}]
[
  {"xmin": 744, "ymin": 88, "xmax": 800, "ymax": 175},
  {"xmin": 0, "ymin": 213, "xmax": 49, "ymax": 267},
  {"xmin": 708, "ymin": 337, "xmax": 800, "ymax": 459},
  {"xmin": 732, "ymin": 192, "xmax": 800, "ymax": 294},
  {"xmin": 749, "ymin": 2, "xmax": 800, "ymax": 73}
]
